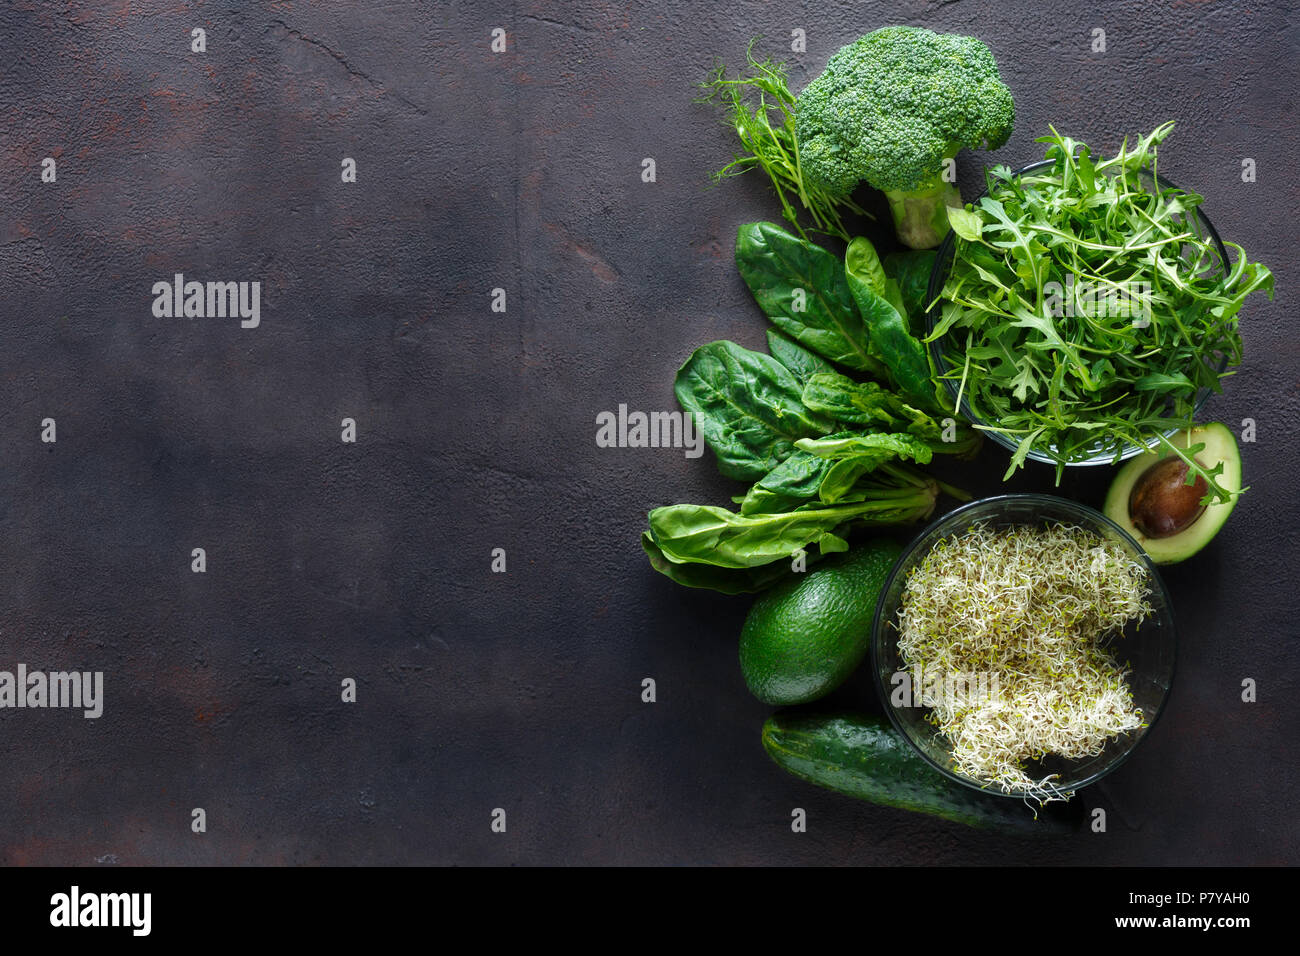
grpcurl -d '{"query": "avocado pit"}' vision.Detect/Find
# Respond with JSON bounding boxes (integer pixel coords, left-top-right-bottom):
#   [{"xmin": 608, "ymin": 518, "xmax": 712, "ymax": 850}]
[{"xmin": 1129, "ymin": 456, "xmax": 1207, "ymax": 539}]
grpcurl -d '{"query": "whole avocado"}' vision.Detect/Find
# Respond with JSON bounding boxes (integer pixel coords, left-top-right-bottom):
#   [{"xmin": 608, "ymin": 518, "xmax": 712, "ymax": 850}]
[{"xmin": 740, "ymin": 539, "xmax": 901, "ymax": 705}]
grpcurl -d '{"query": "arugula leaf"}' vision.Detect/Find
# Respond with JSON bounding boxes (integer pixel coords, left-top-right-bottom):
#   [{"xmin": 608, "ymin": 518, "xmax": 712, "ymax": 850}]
[
  {"xmin": 934, "ymin": 123, "xmax": 1274, "ymax": 503},
  {"xmin": 946, "ymin": 206, "xmax": 984, "ymax": 242},
  {"xmin": 1134, "ymin": 372, "xmax": 1196, "ymax": 394}
]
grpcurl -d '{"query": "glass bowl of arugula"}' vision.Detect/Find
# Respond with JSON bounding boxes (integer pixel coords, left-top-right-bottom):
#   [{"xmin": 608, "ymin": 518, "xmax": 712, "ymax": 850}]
[{"xmin": 923, "ymin": 123, "xmax": 1273, "ymax": 502}]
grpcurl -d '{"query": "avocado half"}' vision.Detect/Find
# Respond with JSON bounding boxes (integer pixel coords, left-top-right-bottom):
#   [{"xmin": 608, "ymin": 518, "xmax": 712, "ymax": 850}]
[{"xmin": 1103, "ymin": 423, "xmax": 1242, "ymax": 565}]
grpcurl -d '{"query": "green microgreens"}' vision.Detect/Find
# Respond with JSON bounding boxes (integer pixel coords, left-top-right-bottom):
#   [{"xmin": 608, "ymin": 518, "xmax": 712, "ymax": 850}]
[{"xmin": 929, "ymin": 122, "xmax": 1273, "ymax": 505}]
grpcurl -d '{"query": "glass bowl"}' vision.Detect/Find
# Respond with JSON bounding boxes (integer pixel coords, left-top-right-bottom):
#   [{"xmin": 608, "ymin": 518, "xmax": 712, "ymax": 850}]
[
  {"xmin": 924, "ymin": 159, "xmax": 1231, "ymax": 466},
  {"xmin": 870, "ymin": 494, "xmax": 1176, "ymax": 800}
]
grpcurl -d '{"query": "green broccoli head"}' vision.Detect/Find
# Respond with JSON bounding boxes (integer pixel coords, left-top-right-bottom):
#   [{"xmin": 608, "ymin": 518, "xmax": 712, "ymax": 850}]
[{"xmin": 795, "ymin": 26, "xmax": 1014, "ymax": 246}]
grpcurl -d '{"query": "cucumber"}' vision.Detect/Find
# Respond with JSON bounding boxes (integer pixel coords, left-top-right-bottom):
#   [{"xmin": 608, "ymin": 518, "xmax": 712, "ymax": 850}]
[{"xmin": 762, "ymin": 713, "xmax": 1081, "ymax": 834}]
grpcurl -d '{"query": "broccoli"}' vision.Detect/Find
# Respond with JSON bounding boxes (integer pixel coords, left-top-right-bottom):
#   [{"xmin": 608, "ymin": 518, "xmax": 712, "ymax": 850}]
[{"xmin": 795, "ymin": 26, "xmax": 1015, "ymax": 249}]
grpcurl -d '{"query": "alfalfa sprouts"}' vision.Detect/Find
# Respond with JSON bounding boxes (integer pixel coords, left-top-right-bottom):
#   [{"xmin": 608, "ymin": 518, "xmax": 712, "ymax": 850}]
[{"xmin": 897, "ymin": 522, "xmax": 1151, "ymax": 802}]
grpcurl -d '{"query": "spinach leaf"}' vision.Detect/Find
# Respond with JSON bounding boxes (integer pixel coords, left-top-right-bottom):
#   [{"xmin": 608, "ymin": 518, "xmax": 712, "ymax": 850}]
[
  {"xmin": 818, "ymin": 459, "xmax": 889, "ymax": 504},
  {"xmin": 735, "ymin": 222, "xmax": 889, "ymax": 378},
  {"xmin": 843, "ymin": 233, "xmax": 888, "ymax": 296},
  {"xmin": 766, "ymin": 329, "xmax": 836, "ymax": 386},
  {"xmin": 641, "ymin": 532, "xmax": 818, "ymax": 594},
  {"xmin": 884, "ymin": 250, "xmax": 938, "ymax": 324},
  {"xmin": 882, "ymin": 278, "xmax": 908, "ymax": 322},
  {"xmin": 808, "ymin": 435, "xmax": 949, "ymax": 504},
  {"xmin": 674, "ymin": 341, "xmax": 832, "ymax": 481},
  {"xmin": 743, "ymin": 433, "xmax": 941, "ymax": 511},
  {"xmin": 818, "ymin": 460, "xmax": 941, "ymax": 504},
  {"xmin": 646, "ymin": 492, "xmax": 936, "ymax": 571},
  {"xmin": 796, "ymin": 432, "xmax": 936, "ymax": 466},
  {"xmin": 802, "ymin": 371, "xmax": 908, "ymax": 429},
  {"xmin": 796, "ymin": 433, "xmax": 936, "ymax": 503},
  {"xmin": 803, "ymin": 372, "xmax": 983, "ymax": 457},
  {"xmin": 845, "ymin": 237, "xmax": 942, "ymax": 412},
  {"xmin": 739, "ymin": 450, "xmax": 831, "ymax": 515}
]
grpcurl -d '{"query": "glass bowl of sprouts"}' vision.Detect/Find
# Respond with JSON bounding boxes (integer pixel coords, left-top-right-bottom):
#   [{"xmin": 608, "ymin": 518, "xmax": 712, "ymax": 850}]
[{"xmin": 870, "ymin": 494, "xmax": 1176, "ymax": 803}]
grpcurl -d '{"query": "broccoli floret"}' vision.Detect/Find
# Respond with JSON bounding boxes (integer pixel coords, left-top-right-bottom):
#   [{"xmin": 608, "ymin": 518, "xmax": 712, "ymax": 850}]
[{"xmin": 795, "ymin": 26, "xmax": 1015, "ymax": 249}]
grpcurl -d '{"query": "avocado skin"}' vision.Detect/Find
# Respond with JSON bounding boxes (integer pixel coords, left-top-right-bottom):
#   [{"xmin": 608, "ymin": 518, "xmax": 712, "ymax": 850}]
[
  {"xmin": 739, "ymin": 539, "xmax": 901, "ymax": 705},
  {"xmin": 762, "ymin": 713, "xmax": 1080, "ymax": 834},
  {"xmin": 1103, "ymin": 423, "xmax": 1242, "ymax": 565}
]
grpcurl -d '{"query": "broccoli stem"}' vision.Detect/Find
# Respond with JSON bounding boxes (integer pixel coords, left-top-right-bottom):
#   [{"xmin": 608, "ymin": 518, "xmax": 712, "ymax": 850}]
[{"xmin": 884, "ymin": 177, "xmax": 963, "ymax": 249}]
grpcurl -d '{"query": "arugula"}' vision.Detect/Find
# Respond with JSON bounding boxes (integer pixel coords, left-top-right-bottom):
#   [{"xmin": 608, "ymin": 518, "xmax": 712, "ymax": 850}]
[{"xmin": 932, "ymin": 123, "xmax": 1273, "ymax": 503}]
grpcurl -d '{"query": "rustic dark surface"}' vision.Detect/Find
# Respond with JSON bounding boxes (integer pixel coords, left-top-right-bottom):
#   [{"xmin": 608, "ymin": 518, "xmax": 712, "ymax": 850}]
[{"xmin": 0, "ymin": 0, "xmax": 1295, "ymax": 865}]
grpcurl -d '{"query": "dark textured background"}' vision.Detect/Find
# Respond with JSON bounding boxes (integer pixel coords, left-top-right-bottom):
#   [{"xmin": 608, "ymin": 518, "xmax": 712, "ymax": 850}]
[{"xmin": 0, "ymin": 0, "xmax": 1295, "ymax": 865}]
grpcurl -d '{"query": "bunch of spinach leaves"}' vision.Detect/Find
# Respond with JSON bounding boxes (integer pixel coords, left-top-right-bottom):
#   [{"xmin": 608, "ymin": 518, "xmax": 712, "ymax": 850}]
[{"xmin": 644, "ymin": 222, "xmax": 980, "ymax": 594}]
